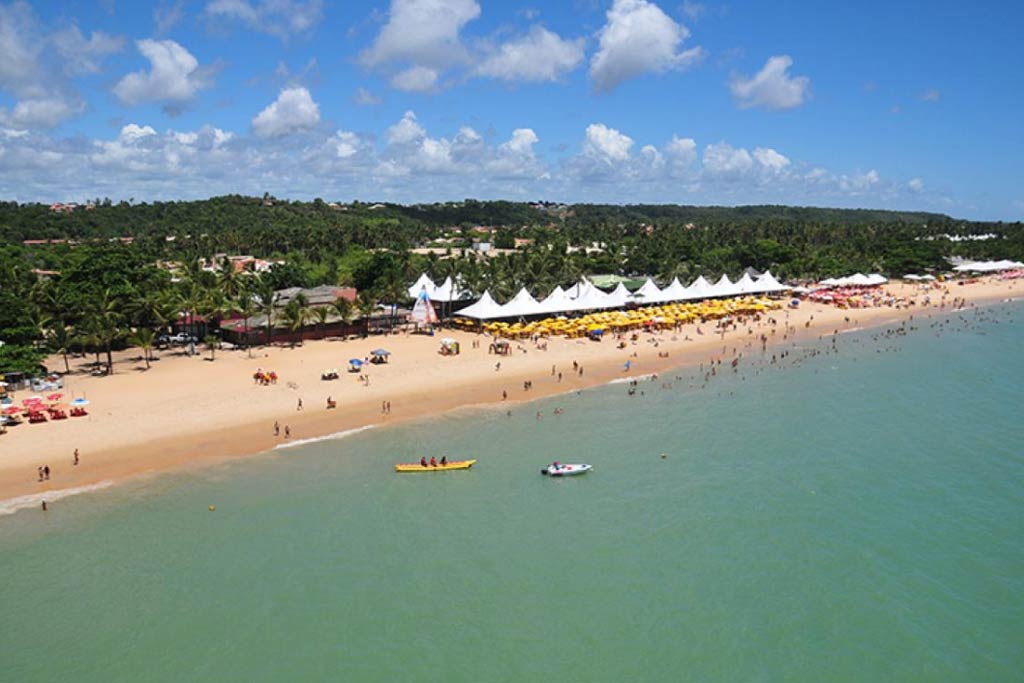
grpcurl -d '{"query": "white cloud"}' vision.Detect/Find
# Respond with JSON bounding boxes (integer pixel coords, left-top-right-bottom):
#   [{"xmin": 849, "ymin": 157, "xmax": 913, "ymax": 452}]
[
  {"xmin": 361, "ymin": 0, "xmax": 480, "ymax": 72},
  {"xmin": 1, "ymin": 97, "xmax": 84, "ymax": 130},
  {"xmin": 333, "ymin": 131, "xmax": 363, "ymax": 158},
  {"xmin": 391, "ymin": 65, "xmax": 440, "ymax": 92},
  {"xmin": 386, "ymin": 110, "xmax": 427, "ymax": 145},
  {"xmin": 114, "ymin": 39, "xmax": 211, "ymax": 106},
  {"xmin": 52, "ymin": 25, "xmax": 124, "ymax": 76},
  {"xmin": 839, "ymin": 169, "xmax": 881, "ymax": 193},
  {"xmin": 583, "ymin": 123, "xmax": 634, "ymax": 163},
  {"xmin": 501, "ymin": 128, "xmax": 539, "ymax": 155},
  {"xmin": 702, "ymin": 141, "xmax": 753, "ymax": 176},
  {"xmin": 474, "ymin": 25, "xmax": 584, "ymax": 82},
  {"xmin": 730, "ymin": 55, "xmax": 810, "ymax": 110},
  {"xmin": 908, "ymin": 177, "xmax": 924, "ymax": 192},
  {"xmin": 753, "ymin": 146, "xmax": 790, "ymax": 171},
  {"xmin": 589, "ymin": 0, "xmax": 704, "ymax": 92},
  {"xmin": 353, "ymin": 87, "xmax": 381, "ymax": 105},
  {"xmin": 920, "ymin": 89, "xmax": 941, "ymax": 103},
  {"xmin": 680, "ymin": 1, "xmax": 705, "ymax": 21},
  {"xmin": 251, "ymin": 87, "xmax": 320, "ymax": 137},
  {"xmin": 205, "ymin": 0, "xmax": 323, "ymax": 37},
  {"xmin": 665, "ymin": 135, "xmax": 697, "ymax": 168}
]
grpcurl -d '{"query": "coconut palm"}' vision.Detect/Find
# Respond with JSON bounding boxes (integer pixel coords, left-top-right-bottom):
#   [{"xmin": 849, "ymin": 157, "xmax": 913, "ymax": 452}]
[
  {"xmin": 204, "ymin": 334, "xmax": 220, "ymax": 361},
  {"xmin": 333, "ymin": 296, "xmax": 354, "ymax": 336},
  {"xmin": 312, "ymin": 306, "xmax": 330, "ymax": 339},
  {"xmin": 355, "ymin": 290, "xmax": 377, "ymax": 337},
  {"xmin": 46, "ymin": 322, "xmax": 74, "ymax": 373},
  {"xmin": 129, "ymin": 327, "xmax": 156, "ymax": 369},
  {"xmin": 251, "ymin": 278, "xmax": 279, "ymax": 345}
]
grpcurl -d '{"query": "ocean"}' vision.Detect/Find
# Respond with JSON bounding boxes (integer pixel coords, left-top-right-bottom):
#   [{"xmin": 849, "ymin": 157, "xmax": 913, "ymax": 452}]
[{"xmin": 2, "ymin": 302, "xmax": 1022, "ymax": 682}]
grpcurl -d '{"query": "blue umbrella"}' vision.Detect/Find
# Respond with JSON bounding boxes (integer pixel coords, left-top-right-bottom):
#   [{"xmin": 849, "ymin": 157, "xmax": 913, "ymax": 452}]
[{"xmin": 349, "ymin": 358, "xmax": 363, "ymax": 366}]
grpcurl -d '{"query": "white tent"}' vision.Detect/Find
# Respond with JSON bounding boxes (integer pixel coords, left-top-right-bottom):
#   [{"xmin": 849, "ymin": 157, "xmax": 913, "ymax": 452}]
[
  {"xmin": 681, "ymin": 276, "xmax": 712, "ymax": 300},
  {"xmin": 755, "ymin": 270, "xmax": 790, "ymax": 293},
  {"xmin": 499, "ymin": 287, "xmax": 544, "ymax": 318},
  {"xmin": 954, "ymin": 259, "xmax": 1024, "ymax": 272},
  {"xmin": 732, "ymin": 273, "xmax": 758, "ymax": 295},
  {"xmin": 659, "ymin": 277, "xmax": 687, "ymax": 302},
  {"xmin": 408, "ymin": 273, "xmax": 435, "ymax": 299},
  {"xmin": 606, "ymin": 283, "xmax": 632, "ymax": 307},
  {"xmin": 631, "ymin": 278, "xmax": 663, "ymax": 304},
  {"xmin": 709, "ymin": 274, "xmax": 736, "ymax": 298},
  {"xmin": 456, "ymin": 291, "xmax": 504, "ymax": 320},
  {"xmin": 538, "ymin": 286, "xmax": 570, "ymax": 315}
]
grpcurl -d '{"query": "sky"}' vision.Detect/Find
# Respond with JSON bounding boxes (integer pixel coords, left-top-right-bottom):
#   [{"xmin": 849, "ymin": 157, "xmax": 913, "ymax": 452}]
[{"xmin": 0, "ymin": 0, "xmax": 1021, "ymax": 220}]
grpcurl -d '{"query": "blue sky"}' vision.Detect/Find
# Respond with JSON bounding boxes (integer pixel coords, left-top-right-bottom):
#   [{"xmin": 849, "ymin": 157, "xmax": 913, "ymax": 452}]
[{"xmin": 0, "ymin": 0, "xmax": 1020, "ymax": 220}]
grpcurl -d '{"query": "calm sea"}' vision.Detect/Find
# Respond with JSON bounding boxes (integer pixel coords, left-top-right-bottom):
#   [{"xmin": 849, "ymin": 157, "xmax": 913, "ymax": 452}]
[{"xmin": 2, "ymin": 303, "xmax": 1022, "ymax": 682}]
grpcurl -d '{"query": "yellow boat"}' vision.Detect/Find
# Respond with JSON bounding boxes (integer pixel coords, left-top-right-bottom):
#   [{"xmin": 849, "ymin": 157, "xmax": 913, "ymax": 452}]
[{"xmin": 394, "ymin": 459, "xmax": 477, "ymax": 473}]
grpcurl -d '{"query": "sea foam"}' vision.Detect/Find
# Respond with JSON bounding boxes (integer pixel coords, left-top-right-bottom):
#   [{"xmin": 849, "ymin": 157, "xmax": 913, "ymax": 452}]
[
  {"xmin": 272, "ymin": 425, "xmax": 376, "ymax": 450},
  {"xmin": 0, "ymin": 480, "xmax": 114, "ymax": 517}
]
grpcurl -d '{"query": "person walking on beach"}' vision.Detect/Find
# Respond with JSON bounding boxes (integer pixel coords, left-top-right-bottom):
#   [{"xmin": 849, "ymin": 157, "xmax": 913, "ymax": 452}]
[
  {"xmin": 284, "ymin": 425, "xmax": 290, "ymax": 438},
  {"xmin": 297, "ymin": 398, "xmax": 303, "ymax": 411},
  {"xmin": 274, "ymin": 421, "xmax": 280, "ymax": 436},
  {"xmin": 73, "ymin": 449, "xmax": 79, "ymax": 466},
  {"xmin": 44, "ymin": 466, "xmax": 50, "ymax": 480},
  {"xmin": 37, "ymin": 467, "xmax": 43, "ymax": 482}
]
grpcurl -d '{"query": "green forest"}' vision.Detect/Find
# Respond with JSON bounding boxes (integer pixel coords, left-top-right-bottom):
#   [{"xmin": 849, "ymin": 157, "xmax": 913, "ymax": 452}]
[{"xmin": 1, "ymin": 195, "xmax": 1021, "ymax": 375}]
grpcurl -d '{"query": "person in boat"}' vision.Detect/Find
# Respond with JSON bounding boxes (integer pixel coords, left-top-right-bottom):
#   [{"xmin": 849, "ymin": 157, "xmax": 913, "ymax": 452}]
[
  {"xmin": 440, "ymin": 456, "xmax": 447, "ymax": 465},
  {"xmin": 420, "ymin": 457, "xmax": 428, "ymax": 467},
  {"xmin": 430, "ymin": 456, "xmax": 437, "ymax": 467}
]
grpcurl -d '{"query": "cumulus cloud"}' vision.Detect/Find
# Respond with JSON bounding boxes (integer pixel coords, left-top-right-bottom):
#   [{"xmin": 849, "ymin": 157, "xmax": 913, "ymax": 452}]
[
  {"xmin": 589, "ymin": 0, "xmax": 704, "ymax": 92},
  {"xmin": 474, "ymin": 25, "xmax": 584, "ymax": 82},
  {"xmin": 908, "ymin": 177, "xmax": 924, "ymax": 192},
  {"xmin": 361, "ymin": 0, "xmax": 480, "ymax": 72},
  {"xmin": 252, "ymin": 87, "xmax": 320, "ymax": 137},
  {"xmin": 114, "ymin": 39, "xmax": 212, "ymax": 106},
  {"xmin": 501, "ymin": 128, "xmax": 539, "ymax": 155},
  {"xmin": 205, "ymin": 0, "xmax": 324, "ymax": 37},
  {"xmin": 752, "ymin": 146, "xmax": 790, "ymax": 171},
  {"xmin": 386, "ymin": 110, "xmax": 427, "ymax": 145},
  {"xmin": 391, "ymin": 65, "xmax": 440, "ymax": 92},
  {"xmin": 52, "ymin": 25, "xmax": 124, "ymax": 76},
  {"xmin": 730, "ymin": 55, "xmax": 810, "ymax": 110},
  {"xmin": 2, "ymin": 97, "xmax": 85, "ymax": 129},
  {"xmin": 583, "ymin": 123, "xmax": 634, "ymax": 164}
]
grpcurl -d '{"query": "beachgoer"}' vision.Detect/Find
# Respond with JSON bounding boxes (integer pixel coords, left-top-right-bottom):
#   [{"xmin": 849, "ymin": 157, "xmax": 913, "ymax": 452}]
[
  {"xmin": 37, "ymin": 467, "xmax": 43, "ymax": 482},
  {"xmin": 41, "ymin": 501, "xmax": 47, "ymax": 511},
  {"xmin": 284, "ymin": 426, "xmax": 290, "ymax": 438},
  {"xmin": 430, "ymin": 456, "xmax": 437, "ymax": 467},
  {"xmin": 73, "ymin": 448, "xmax": 79, "ymax": 466},
  {"xmin": 297, "ymin": 398, "xmax": 303, "ymax": 411},
  {"xmin": 420, "ymin": 457, "xmax": 428, "ymax": 467},
  {"xmin": 44, "ymin": 466, "xmax": 50, "ymax": 480},
  {"xmin": 274, "ymin": 421, "xmax": 280, "ymax": 436},
  {"xmin": 502, "ymin": 390, "xmax": 507, "ymax": 400},
  {"xmin": 440, "ymin": 456, "xmax": 447, "ymax": 465}
]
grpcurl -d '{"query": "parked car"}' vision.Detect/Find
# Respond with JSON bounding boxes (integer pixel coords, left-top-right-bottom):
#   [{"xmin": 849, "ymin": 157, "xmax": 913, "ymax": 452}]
[{"xmin": 158, "ymin": 333, "xmax": 197, "ymax": 346}]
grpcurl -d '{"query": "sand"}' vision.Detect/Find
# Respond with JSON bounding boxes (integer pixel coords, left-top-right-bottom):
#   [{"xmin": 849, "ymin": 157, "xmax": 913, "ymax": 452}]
[{"xmin": 0, "ymin": 279, "xmax": 1017, "ymax": 505}]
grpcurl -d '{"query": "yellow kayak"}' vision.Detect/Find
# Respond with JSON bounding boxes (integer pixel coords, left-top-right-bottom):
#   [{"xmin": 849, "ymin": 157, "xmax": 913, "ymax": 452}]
[{"xmin": 395, "ymin": 459, "xmax": 477, "ymax": 472}]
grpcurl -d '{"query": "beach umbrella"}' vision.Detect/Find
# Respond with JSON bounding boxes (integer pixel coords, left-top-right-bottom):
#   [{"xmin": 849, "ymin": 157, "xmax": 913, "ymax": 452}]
[
  {"xmin": 371, "ymin": 349, "xmax": 391, "ymax": 356},
  {"xmin": 70, "ymin": 398, "xmax": 90, "ymax": 407},
  {"xmin": 3, "ymin": 406, "xmax": 20, "ymax": 415},
  {"xmin": 348, "ymin": 358, "xmax": 363, "ymax": 366},
  {"xmin": 47, "ymin": 393, "xmax": 62, "ymax": 401}
]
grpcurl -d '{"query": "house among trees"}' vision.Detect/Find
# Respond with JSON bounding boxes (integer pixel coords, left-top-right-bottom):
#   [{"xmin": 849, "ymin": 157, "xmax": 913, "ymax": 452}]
[{"xmin": 218, "ymin": 285, "xmax": 368, "ymax": 345}]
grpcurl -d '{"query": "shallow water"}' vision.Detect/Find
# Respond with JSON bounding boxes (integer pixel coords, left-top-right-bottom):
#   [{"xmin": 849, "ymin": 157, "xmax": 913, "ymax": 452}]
[{"xmin": 2, "ymin": 303, "xmax": 1022, "ymax": 682}]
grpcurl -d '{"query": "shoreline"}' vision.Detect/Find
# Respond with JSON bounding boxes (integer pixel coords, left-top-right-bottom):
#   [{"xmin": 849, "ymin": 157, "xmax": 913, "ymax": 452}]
[{"xmin": 0, "ymin": 280, "xmax": 1018, "ymax": 514}]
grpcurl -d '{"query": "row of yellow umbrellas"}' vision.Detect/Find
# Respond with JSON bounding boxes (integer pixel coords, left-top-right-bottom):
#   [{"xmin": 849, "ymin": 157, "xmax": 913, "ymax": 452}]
[{"xmin": 455, "ymin": 296, "xmax": 779, "ymax": 339}]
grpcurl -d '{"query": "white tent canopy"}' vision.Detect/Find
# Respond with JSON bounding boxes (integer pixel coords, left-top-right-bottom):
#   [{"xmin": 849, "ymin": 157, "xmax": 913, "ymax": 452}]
[
  {"xmin": 818, "ymin": 273, "xmax": 888, "ymax": 287},
  {"xmin": 456, "ymin": 291, "xmax": 504, "ymax": 319},
  {"xmin": 499, "ymin": 288, "xmax": 544, "ymax": 318}
]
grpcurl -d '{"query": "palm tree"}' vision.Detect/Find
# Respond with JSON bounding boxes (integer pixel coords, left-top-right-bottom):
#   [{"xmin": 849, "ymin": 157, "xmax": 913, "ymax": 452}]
[
  {"xmin": 280, "ymin": 297, "xmax": 311, "ymax": 347},
  {"xmin": 46, "ymin": 322, "xmax": 73, "ymax": 374},
  {"xmin": 204, "ymin": 334, "xmax": 220, "ymax": 361},
  {"xmin": 252, "ymin": 278, "xmax": 279, "ymax": 345},
  {"xmin": 312, "ymin": 306, "xmax": 330, "ymax": 339},
  {"xmin": 235, "ymin": 290, "xmax": 259, "ymax": 357},
  {"xmin": 89, "ymin": 289, "xmax": 124, "ymax": 374},
  {"xmin": 129, "ymin": 328, "xmax": 156, "ymax": 369},
  {"xmin": 333, "ymin": 296, "xmax": 354, "ymax": 337},
  {"xmin": 356, "ymin": 290, "xmax": 377, "ymax": 338}
]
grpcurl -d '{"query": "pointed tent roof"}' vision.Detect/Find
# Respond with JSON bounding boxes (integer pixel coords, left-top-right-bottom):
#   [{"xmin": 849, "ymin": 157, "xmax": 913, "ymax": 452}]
[
  {"xmin": 659, "ymin": 277, "xmax": 687, "ymax": 302},
  {"xmin": 682, "ymin": 276, "xmax": 712, "ymax": 300},
  {"xmin": 408, "ymin": 273, "xmax": 435, "ymax": 299},
  {"xmin": 456, "ymin": 291, "xmax": 503, "ymax": 320},
  {"xmin": 754, "ymin": 270, "xmax": 790, "ymax": 292},
  {"xmin": 538, "ymin": 286, "xmax": 569, "ymax": 314},
  {"xmin": 605, "ymin": 282, "xmax": 632, "ymax": 307},
  {"xmin": 631, "ymin": 277, "xmax": 663, "ymax": 303},
  {"xmin": 709, "ymin": 274, "xmax": 735, "ymax": 297},
  {"xmin": 499, "ymin": 287, "xmax": 544, "ymax": 318},
  {"xmin": 732, "ymin": 273, "xmax": 758, "ymax": 295}
]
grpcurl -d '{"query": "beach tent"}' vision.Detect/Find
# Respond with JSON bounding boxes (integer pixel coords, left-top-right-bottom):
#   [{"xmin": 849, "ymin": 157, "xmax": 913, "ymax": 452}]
[
  {"xmin": 631, "ymin": 278, "xmax": 663, "ymax": 304},
  {"xmin": 659, "ymin": 277, "xmax": 687, "ymax": 302},
  {"xmin": 408, "ymin": 273, "xmax": 435, "ymax": 299},
  {"xmin": 865, "ymin": 273, "xmax": 888, "ymax": 285},
  {"xmin": 538, "ymin": 286, "xmax": 570, "ymax": 315},
  {"xmin": 499, "ymin": 288, "xmax": 544, "ymax": 318},
  {"xmin": 683, "ymin": 276, "xmax": 713, "ymax": 300},
  {"xmin": 754, "ymin": 271, "xmax": 790, "ymax": 293},
  {"xmin": 606, "ymin": 283, "xmax": 632, "ymax": 308},
  {"xmin": 732, "ymin": 273, "xmax": 759, "ymax": 295},
  {"xmin": 709, "ymin": 274, "xmax": 736, "ymax": 298},
  {"xmin": 456, "ymin": 291, "xmax": 504, "ymax": 320},
  {"xmin": 954, "ymin": 259, "xmax": 1024, "ymax": 272}
]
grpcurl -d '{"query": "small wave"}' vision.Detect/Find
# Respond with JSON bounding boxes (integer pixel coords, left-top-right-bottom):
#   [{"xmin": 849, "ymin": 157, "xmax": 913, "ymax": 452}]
[
  {"xmin": 0, "ymin": 480, "xmax": 114, "ymax": 517},
  {"xmin": 273, "ymin": 425, "xmax": 375, "ymax": 450},
  {"xmin": 607, "ymin": 373, "xmax": 655, "ymax": 385}
]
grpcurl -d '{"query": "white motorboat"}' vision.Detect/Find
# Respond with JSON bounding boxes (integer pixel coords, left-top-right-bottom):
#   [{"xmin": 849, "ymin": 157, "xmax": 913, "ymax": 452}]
[{"xmin": 541, "ymin": 463, "xmax": 592, "ymax": 477}]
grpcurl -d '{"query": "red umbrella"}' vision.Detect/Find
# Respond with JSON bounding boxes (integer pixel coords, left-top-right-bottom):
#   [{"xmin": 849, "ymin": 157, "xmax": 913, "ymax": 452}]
[
  {"xmin": 47, "ymin": 393, "xmax": 63, "ymax": 401},
  {"xmin": 22, "ymin": 398, "xmax": 42, "ymax": 406},
  {"xmin": 2, "ymin": 406, "xmax": 21, "ymax": 415}
]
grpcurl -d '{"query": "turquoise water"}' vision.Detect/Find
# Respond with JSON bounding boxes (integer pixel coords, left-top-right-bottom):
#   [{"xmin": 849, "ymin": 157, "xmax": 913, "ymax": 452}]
[{"xmin": 2, "ymin": 304, "xmax": 1023, "ymax": 682}]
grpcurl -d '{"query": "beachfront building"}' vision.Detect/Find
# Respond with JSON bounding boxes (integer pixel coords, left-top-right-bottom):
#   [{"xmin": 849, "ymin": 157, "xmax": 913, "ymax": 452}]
[{"xmin": 220, "ymin": 285, "xmax": 360, "ymax": 346}]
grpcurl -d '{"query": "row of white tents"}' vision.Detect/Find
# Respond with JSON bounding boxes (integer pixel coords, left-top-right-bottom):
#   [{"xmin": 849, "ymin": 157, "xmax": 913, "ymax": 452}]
[
  {"xmin": 451, "ymin": 272, "xmax": 791, "ymax": 321},
  {"xmin": 952, "ymin": 259, "xmax": 1024, "ymax": 273},
  {"xmin": 818, "ymin": 273, "xmax": 889, "ymax": 287},
  {"xmin": 407, "ymin": 274, "xmax": 470, "ymax": 302}
]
